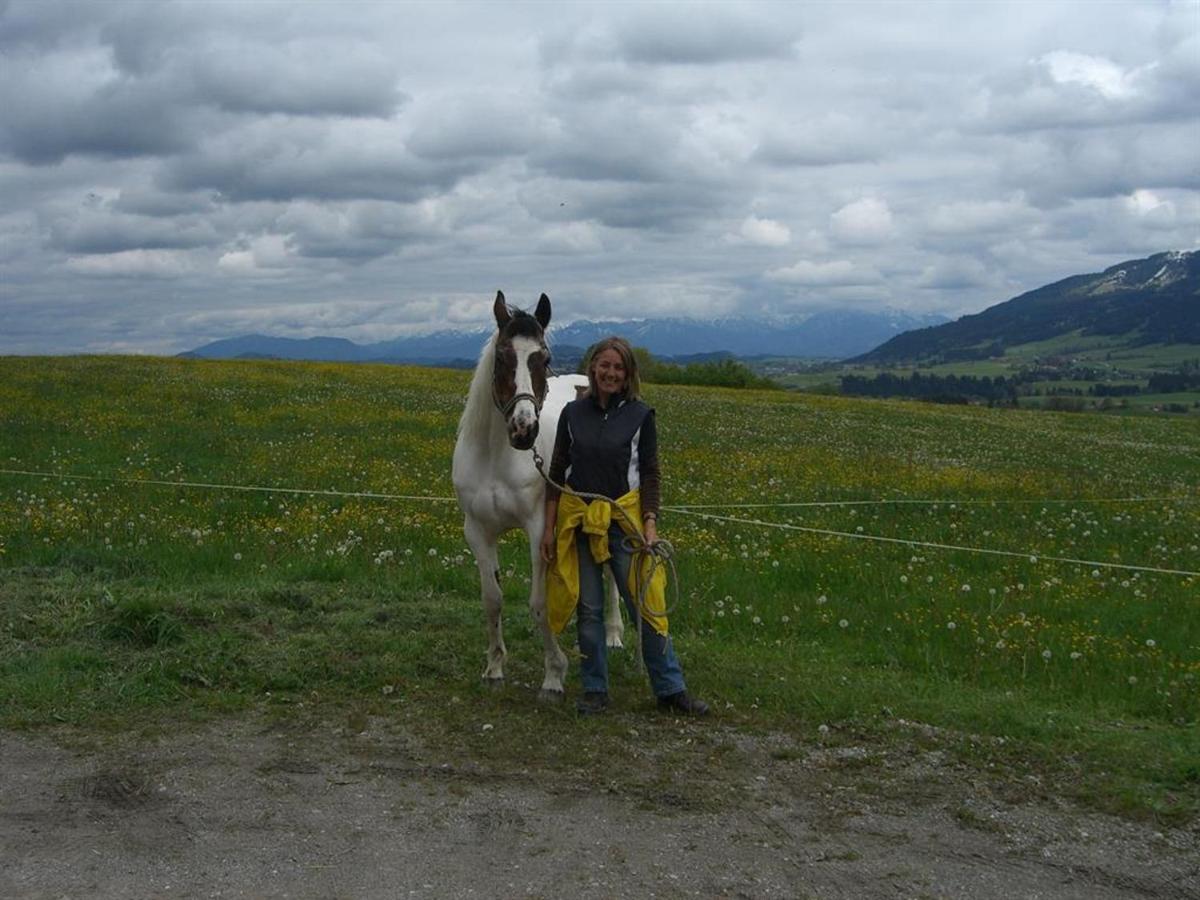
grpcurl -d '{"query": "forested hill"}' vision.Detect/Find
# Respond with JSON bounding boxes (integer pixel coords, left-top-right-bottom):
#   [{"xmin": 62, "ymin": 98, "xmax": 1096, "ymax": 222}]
[{"xmin": 854, "ymin": 251, "xmax": 1198, "ymax": 365}]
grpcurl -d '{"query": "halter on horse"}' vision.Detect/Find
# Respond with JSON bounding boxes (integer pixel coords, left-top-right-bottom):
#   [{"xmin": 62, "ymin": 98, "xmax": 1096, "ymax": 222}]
[{"xmin": 452, "ymin": 292, "xmax": 622, "ymax": 700}]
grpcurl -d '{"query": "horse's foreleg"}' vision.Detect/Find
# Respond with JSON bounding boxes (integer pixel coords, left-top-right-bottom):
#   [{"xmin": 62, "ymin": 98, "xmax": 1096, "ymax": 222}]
[
  {"xmin": 528, "ymin": 537, "xmax": 567, "ymax": 701},
  {"xmin": 604, "ymin": 568, "xmax": 625, "ymax": 649},
  {"xmin": 464, "ymin": 518, "xmax": 505, "ymax": 683}
]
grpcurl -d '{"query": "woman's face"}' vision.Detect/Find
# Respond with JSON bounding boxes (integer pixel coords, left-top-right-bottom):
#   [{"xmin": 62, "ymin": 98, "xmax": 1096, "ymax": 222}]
[{"xmin": 592, "ymin": 347, "xmax": 627, "ymax": 401}]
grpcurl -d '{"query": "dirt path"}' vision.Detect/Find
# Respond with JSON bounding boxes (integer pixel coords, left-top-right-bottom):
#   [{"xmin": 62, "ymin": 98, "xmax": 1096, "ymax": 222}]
[{"xmin": 2, "ymin": 713, "xmax": 1196, "ymax": 899}]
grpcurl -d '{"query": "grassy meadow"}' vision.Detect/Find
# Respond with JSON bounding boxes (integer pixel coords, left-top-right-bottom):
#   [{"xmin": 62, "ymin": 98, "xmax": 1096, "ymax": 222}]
[{"xmin": 1, "ymin": 355, "xmax": 1198, "ymax": 821}]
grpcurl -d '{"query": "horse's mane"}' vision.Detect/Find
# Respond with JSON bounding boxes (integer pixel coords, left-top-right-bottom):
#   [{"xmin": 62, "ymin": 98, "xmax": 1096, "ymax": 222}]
[{"xmin": 458, "ymin": 331, "xmax": 499, "ymax": 440}]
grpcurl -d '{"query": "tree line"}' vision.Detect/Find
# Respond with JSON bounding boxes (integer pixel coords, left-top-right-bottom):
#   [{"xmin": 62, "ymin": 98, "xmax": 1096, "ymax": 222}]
[
  {"xmin": 578, "ymin": 348, "xmax": 778, "ymax": 390},
  {"xmin": 840, "ymin": 360, "xmax": 1200, "ymax": 406},
  {"xmin": 840, "ymin": 371, "xmax": 1017, "ymax": 405}
]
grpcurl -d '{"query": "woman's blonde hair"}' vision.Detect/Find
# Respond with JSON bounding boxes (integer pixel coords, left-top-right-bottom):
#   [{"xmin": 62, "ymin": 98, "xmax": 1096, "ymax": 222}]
[{"xmin": 584, "ymin": 336, "xmax": 641, "ymax": 400}]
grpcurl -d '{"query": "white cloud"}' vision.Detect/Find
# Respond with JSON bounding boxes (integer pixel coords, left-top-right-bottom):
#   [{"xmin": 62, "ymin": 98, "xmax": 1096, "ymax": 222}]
[
  {"xmin": 1125, "ymin": 189, "xmax": 1171, "ymax": 217},
  {"xmin": 64, "ymin": 249, "xmax": 196, "ymax": 277},
  {"xmin": 1040, "ymin": 51, "xmax": 1140, "ymax": 100},
  {"xmin": 536, "ymin": 221, "xmax": 605, "ymax": 253},
  {"xmin": 925, "ymin": 197, "xmax": 1035, "ymax": 236},
  {"xmin": 915, "ymin": 257, "xmax": 993, "ymax": 290},
  {"xmin": 217, "ymin": 234, "xmax": 293, "ymax": 275},
  {"xmin": 731, "ymin": 215, "xmax": 791, "ymax": 247},
  {"xmin": 830, "ymin": 197, "xmax": 893, "ymax": 245},
  {"xmin": 766, "ymin": 259, "xmax": 879, "ymax": 286}
]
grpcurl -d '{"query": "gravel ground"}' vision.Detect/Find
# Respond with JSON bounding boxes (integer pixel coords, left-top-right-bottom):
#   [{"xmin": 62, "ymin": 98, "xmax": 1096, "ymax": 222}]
[{"xmin": 2, "ymin": 712, "xmax": 1196, "ymax": 899}]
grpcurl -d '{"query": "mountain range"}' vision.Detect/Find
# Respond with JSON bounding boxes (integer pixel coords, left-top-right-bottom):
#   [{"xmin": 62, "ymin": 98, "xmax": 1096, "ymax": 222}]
[
  {"xmin": 855, "ymin": 250, "xmax": 1198, "ymax": 364},
  {"xmin": 182, "ymin": 250, "xmax": 1197, "ymax": 368},
  {"xmin": 182, "ymin": 308, "xmax": 950, "ymax": 367}
]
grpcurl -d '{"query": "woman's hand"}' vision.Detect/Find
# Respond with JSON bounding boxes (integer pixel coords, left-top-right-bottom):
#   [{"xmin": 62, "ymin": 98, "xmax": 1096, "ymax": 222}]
[
  {"xmin": 539, "ymin": 525, "xmax": 556, "ymax": 563},
  {"xmin": 642, "ymin": 516, "xmax": 658, "ymax": 546}
]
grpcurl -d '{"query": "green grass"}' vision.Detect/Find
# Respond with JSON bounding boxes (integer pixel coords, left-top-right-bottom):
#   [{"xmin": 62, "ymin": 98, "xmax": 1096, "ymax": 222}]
[{"xmin": 1, "ymin": 355, "xmax": 1197, "ymax": 822}]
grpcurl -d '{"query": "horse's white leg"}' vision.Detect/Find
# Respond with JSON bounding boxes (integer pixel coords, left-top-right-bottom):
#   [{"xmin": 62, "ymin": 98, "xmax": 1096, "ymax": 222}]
[
  {"xmin": 464, "ymin": 517, "xmax": 505, "ymax": 683},
  {"xmin": 604, "ymin": 569, "xmax": 624, "ymax": 649},
  {"xmin": 528, "ymin": 531, "xmax": 567, "ymax": 701}
]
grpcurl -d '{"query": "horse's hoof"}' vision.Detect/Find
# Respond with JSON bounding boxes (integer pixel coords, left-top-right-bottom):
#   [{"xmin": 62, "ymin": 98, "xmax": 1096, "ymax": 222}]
[
  {"xmin": 483, "ymin": 677, "xmax": 505, "ymax": 691},
  {"xmin": 537, "ymin": 689, "xmax": 565, "ymax": 704}
]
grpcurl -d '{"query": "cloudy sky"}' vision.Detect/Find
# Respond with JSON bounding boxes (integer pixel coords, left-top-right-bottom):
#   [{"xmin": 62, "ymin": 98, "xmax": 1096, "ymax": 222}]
[{"xmin": 1, "ymin": 0, "xmax": 1197, "ymax": 354}]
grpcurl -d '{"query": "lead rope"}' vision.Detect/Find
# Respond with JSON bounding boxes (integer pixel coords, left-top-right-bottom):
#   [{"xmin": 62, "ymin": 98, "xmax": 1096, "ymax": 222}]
[{"xmin": 531, "ymin": 448, "xmax": 681, "ymax": 668}]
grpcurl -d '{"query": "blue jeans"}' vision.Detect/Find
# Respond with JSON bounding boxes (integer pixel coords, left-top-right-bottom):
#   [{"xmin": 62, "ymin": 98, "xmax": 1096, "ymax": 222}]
[{"xmin": 576, "ymin": 525, "xmax": 686, "ymax": 698}]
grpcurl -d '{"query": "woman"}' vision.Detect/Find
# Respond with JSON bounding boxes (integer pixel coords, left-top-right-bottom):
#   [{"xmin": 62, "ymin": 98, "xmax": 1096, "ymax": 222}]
[{"xmin": 540, "ymin": 337, "xmax": 709, "ymax": 717}]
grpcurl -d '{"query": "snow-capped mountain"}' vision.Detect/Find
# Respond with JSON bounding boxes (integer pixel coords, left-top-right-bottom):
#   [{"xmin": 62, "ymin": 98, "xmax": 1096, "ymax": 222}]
[{"xmin": 182, "ymin": 308, "xmax": 949, "ymax": 365}]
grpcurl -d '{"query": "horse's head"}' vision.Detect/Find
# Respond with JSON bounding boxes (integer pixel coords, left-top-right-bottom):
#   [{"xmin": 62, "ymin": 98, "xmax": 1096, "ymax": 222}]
[{"xmin": 491, "ymin": 290, "xmax": 552, "ymax": 451}]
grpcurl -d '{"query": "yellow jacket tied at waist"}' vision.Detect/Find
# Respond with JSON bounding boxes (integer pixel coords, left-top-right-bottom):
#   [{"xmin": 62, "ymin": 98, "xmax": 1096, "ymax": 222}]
[{"xmin": 546, "ymin": 490, "xmax": 668, "ymax": 637}]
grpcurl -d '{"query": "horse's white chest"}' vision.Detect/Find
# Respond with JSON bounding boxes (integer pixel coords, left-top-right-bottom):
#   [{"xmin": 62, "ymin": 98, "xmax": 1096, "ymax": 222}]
[{"xmin": 453, "ymin": 445, "xmax": 540, "ymax": 528}]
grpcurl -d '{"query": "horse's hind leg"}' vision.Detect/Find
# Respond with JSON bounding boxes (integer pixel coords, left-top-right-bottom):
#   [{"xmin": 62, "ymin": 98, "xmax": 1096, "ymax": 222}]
[
  {"xmin": 604, "ymin": 569, "xmax": 624, "ymax": 649},
  {"xmin": 464, "ymin": 518, "xmax": 505, "ymax": 683}
]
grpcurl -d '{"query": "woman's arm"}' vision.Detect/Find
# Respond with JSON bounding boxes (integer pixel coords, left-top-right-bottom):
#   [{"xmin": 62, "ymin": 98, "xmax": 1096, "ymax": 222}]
[{"xmin": 639, "ymin": 410, "xmax": 660, "ymax": 543}]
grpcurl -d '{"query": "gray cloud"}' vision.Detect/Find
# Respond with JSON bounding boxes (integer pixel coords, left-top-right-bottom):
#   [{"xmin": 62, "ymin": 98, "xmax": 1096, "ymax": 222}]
[
  {"xmin": 0, "ymin": 0, "xmax": 1196, "ymax": 354},
  {"xmin": 0, "ymin": 51, "xmax": 198, "ymax": 163},
  {"xmin": 49, "ymin": 208, "xmax": 218, "ymax": 254},
  {"xmin": 613, "ymin": 7, "xmax": 799, "ymax": 65},
  {"xmin": 407, "ymin": 92, "xmax": 548, "ymax": 161},
  {"xmin": 161, "ymin": 119, "xmax": 475, "ymax": 203}
]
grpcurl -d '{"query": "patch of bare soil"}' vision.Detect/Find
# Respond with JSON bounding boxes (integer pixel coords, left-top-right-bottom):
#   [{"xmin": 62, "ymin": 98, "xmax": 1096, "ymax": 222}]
[{"xmin": 1, "ymin": 712, "xmax": 1196, "ymax": 899}]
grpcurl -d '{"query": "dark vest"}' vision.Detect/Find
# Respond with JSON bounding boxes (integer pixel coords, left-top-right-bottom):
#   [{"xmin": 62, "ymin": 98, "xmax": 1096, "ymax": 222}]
[{"xmin": 550, "ymin": 393, "xmax": 658, "ymax": 507}]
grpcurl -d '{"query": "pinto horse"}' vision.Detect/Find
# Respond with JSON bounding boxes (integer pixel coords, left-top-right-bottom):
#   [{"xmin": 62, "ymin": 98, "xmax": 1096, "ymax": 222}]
[{"xmin": 452, "ymin": 292, "xmax": 622, "ymax": 700}]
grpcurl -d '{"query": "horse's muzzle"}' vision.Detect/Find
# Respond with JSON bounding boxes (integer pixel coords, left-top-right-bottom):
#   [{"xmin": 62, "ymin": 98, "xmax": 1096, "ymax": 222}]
[{"xmin": 508, "ymin": 420, "xmax": 539, "ymax": 451}]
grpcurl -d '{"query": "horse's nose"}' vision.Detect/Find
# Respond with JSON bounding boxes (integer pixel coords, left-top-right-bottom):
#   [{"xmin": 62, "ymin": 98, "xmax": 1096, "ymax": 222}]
[{"xmin": 508, "ymin": 417, "xmax": 539, "ymax": 450}]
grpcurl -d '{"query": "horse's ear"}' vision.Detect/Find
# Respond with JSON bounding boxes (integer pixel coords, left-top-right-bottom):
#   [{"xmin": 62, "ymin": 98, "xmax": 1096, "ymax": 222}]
[
  {"xmin": 535, "ymin": 293, "xmax": 551, "ymax": 329},
  {"xmin": 493, "ymin": 291, "xmax": 510, "ymax": 329}
]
